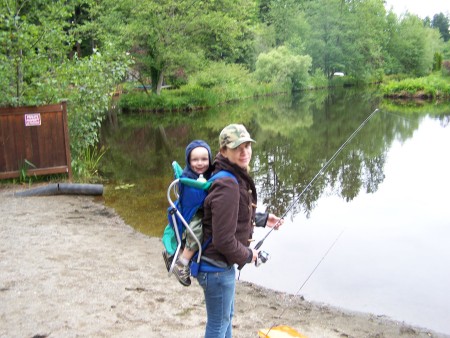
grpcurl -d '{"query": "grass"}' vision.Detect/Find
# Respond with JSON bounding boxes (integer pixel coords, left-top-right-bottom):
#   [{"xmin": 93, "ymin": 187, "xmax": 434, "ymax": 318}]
[
  {"xmin": 118, "ymin": 62, "xmax": 287, "ymax": 113},
  {"xmin": 119, "ymin": 80, "xmax": 286, "ymax": 113},
  {"xmin": 381, "ymin": 73, "xmax": 450, "ymax": 100},
  {"xmin": 119, "ymin": 83, "xmax": 277, "ymax": 112},
  {"xmin": 120, "ymin": 66, "xmax": 450, "ymax": 114}
]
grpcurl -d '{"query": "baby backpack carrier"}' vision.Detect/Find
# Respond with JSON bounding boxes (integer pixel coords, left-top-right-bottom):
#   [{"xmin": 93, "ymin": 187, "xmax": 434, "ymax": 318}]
[{"xmin": 161, "ymin": 161, "xmax": 236, "ymax": 276}]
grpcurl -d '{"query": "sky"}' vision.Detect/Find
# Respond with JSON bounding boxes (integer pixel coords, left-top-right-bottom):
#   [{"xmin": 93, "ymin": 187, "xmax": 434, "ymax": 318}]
[{"xmin": 384, "ymin": 0, "xmax": 450, "ymax": 19}]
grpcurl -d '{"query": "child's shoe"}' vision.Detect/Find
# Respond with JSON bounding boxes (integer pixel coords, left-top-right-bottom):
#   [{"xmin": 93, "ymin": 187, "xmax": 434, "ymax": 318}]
[
  {"xmin": 172, "ymin": 260, "xmax": 191, "ymax": 286},
  {"xmin": 162, "ymin": 250, "xmax": 173, "ymax": 272}
]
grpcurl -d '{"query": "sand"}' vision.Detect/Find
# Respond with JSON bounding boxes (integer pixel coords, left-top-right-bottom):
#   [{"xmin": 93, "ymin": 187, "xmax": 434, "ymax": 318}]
[{"xmin": 1, "ymin": 185, "xmax": 447, "ymax": 338}]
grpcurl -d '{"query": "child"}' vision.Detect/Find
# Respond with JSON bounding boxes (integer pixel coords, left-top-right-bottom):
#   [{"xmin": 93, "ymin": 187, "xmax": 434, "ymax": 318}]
[{"xmin": 169, "ymin": 140, "xmax": 213, "ymax": 286}]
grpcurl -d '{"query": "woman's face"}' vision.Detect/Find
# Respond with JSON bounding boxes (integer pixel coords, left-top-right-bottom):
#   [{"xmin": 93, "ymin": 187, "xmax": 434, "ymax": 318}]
[{"xmin": 221, "ymin": 142, "xmax": 252, "ymax": 169}]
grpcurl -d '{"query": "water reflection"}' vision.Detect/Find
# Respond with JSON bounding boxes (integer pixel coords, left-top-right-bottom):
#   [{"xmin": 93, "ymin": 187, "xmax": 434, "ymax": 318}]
[
  {"xmin": 99, "ymin": 87, "xmax": 438, "ymax": 234},
  {"xmin": 102, "ymin": 88, "xmax": 389, "ymax": 227},
  {"xmin": 241, "ymin": 116, "xmax": 450, "ymax": 334},
  {"xmin": 100, "ymin": 88, "xmax": 450, "ymax": 334}
]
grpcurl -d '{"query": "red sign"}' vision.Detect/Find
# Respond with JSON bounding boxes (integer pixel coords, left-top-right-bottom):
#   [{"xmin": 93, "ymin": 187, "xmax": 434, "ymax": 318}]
[{"xmin": 25, "ymin": 113, "xmax": 41, "ymax": 126}]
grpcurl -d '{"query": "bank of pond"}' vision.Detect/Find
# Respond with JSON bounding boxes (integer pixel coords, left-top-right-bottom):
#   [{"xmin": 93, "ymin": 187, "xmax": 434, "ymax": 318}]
[{"xmin": 117, "ymin": 73, "xmax": 450, "ymax": 113}]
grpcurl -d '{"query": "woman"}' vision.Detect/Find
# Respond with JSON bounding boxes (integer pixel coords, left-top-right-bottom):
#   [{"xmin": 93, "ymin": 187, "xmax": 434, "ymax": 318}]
[{"xmin": 197, "ymin": 124, "xmax": 283, "ymax": 338}]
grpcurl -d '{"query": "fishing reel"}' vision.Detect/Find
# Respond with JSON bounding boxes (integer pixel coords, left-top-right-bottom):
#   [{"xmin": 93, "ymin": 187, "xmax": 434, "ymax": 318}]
[{"xmin": 255, "ymin": 250, "xmax": 269, "ymax": 267}]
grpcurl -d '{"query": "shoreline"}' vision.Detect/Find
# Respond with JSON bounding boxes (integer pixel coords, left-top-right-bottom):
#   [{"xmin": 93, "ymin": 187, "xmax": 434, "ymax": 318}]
[{"xmin": 1, "ymin": 186, "xmax": 448, "ymax": 338}]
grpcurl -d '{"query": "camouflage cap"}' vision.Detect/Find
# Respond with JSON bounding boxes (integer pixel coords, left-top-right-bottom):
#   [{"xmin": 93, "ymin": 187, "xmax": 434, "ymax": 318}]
[{"xmin": 219, "ymin": 124, "xmax": 255, "ymax": 149}]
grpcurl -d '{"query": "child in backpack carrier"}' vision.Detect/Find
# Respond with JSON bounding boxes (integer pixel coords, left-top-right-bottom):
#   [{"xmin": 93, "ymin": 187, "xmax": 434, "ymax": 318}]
[{"xmin": 163, "ymin": 140, "xmax": 213, "ymax": 286}]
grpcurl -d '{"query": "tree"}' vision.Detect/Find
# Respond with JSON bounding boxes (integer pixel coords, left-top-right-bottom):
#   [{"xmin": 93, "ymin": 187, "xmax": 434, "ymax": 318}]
[
  {"xmin": 263, "ymin": 0, "xmax": 310, "ymax": 53},
  {"xmin": 1, "ymin": 0, "xmax": 74, "ymax": 105},
  {"xmin": 443, "ymin": 40, "xmax": 450, "ymax": 59},
  {"xmin": 188, "ymin": 0, "xmax": 258, "ymax": 65},
  {"xmin": 302, "ymin": 0, "xmax": 388, "ymax": 82},
  {"xmin": 431, "ymin": 13, "xmax": 450, "ymax": 42},
  {"xmin": 383, "ymin": 10, "xmax": 402, "ymax": 74},
  {"xmin": 303, "ymin": 0, "xmax": 345, "ymax": 77},
  {"xmin": 0, "ymin": 0, "xmax": 131, "ymax": 172},
  {"xmin": 387, "ymin": 14, "xmax": 442, "ymax": 76},
  {"xmin": 339, "ymin": 0, "xmax": 387, "ymax": 82},
  {"xmin": 97, "ymin": 0, "xmax": 258, "ymax": 95}
]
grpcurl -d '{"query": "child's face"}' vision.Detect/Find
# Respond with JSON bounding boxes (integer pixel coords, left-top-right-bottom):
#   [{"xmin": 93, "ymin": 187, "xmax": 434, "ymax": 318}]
[{"xmin": 189, "ymin": 147, "xmax": 210, "ymax": 175}]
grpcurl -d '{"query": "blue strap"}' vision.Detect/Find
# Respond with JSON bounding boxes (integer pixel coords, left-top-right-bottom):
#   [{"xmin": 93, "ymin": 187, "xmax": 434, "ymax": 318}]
[
  {"xmin": 178, "ymin": 170, "xmax": 237, "ymax": 190},
  {"xmin": 209, "ymin": 170, "xmax": 237, "ymax": 184},
  {"xmin": 198, "ymin": 261, "xmax": 227, "ymax": 273},
  {"xmin": 190, "ymin": 237, "xmax": 213, "ymax": 277}
]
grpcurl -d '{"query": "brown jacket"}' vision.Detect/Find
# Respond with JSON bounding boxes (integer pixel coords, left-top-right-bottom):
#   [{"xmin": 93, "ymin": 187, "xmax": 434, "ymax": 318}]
[{"xmin": 202, "ymin": 154, "xmax": 257, "ymax": 267}]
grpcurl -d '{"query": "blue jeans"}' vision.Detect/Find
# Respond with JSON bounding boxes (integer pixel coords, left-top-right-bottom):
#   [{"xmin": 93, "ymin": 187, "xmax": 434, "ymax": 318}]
[{"xmin": 197, "ymin": 266, "xmax": 236, "ymax": 338}]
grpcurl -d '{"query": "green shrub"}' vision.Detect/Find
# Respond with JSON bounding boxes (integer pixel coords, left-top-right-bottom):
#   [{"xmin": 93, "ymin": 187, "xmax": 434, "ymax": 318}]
[
  {"xmin": 308, "ymin": 69, "xmax": 328, "ymax": 89},
  {"xmin": 254, "ymin": 46, "xmax": 312, "ymax": 92},
  {"xmin": 381, "ymin": 73, "xmax": 450, "ymax": 98},
  {"xmin": 190, "ymin": 62, "xmax": 252, "ymax": 88},
  {"xmin": 119, "ymin": 62, "xmax": 270, "ymax": 111}
]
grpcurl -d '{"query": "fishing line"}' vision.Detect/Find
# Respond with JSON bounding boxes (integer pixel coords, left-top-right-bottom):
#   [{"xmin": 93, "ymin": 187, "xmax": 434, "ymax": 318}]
[
  {"xmin": 258, "ymin": 108, "xmax": 380, "ymax": 336},
  {"xmin": 261, "ymin": 229, "xmax": 345, "ymax": 337},
  {"xmin": 254, "ymin": 108, "xmax": 380, "ymax": 250}
]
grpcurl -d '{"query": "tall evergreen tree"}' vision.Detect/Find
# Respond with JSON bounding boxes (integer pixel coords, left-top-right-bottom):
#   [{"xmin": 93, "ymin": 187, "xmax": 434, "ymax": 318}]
[{"xmin": 431, "ymin": 13, "xmax": 450, "ymax": 42}]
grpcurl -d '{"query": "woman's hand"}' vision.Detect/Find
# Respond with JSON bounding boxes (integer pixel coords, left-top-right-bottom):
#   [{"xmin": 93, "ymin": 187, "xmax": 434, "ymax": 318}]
[
  {"xmin": 250, "ymin": 248, "xmax": 259, "ymax": 263},
  {"xmin": 266, "ymin": 214, "xmax": 283, "ymax": 229}
]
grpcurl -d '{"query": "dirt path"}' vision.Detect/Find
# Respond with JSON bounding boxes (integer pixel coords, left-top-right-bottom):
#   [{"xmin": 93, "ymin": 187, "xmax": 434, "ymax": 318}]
[{"xmin": 0, "ymin": 185, "xmax": 447, "ymax": 338}]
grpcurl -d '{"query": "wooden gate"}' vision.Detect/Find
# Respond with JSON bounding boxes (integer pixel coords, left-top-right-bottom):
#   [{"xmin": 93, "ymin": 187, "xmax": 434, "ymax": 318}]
[{"xmin": 0, "ymin": 101, "xmax": 72, "ymax": 180}]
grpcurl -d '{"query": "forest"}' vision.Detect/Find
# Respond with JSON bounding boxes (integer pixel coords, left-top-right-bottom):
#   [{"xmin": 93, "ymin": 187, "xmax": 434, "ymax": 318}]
[{"xmin": 1, "ymin": 0, "xmax": 449, "ymax": 178}]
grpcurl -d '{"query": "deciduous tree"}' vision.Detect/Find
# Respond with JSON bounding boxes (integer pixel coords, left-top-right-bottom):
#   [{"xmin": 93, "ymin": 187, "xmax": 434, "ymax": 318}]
[
  {"xmin": 0, "ymin": 0, "xmax": 131, "ymax": 171},
  {"xmin": 387, "ymin": 14, "xmax": 442, "ymax": 76},
  {"xmin": 97, "ymin": 0, "xmax": 258, "ymax": 95}
]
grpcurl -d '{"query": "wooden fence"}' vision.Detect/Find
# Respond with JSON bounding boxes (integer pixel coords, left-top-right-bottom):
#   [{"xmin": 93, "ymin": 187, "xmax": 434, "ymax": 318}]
[{"xmin": 0, "ymin": 102, "xmax": 72, "ymax": 180}]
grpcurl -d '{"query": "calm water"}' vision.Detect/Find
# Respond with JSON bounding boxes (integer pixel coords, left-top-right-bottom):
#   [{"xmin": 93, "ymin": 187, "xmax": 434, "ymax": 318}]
[
  {"xmin": 100, "ymin": 88, "xmax": 450, "ymax": 335},
  {"xmin": 240, "ymin": 115, "xmax": 450, "ymax": 335}
]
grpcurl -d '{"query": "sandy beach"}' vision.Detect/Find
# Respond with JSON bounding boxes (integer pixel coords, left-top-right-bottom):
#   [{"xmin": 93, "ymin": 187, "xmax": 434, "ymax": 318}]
[{"xmin": 0, "ymin": 185, "xmax": 447, "ymax": 338}]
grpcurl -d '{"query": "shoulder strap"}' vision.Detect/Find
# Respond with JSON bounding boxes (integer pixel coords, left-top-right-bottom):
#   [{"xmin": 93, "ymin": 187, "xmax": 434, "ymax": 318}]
[
  {"xmin": 208, "ymin": 170, "xmax": 238, "ymax": 184},
  {"xmin": 178, "ymin": 170, "xmax": 237, "ymax": 190}
]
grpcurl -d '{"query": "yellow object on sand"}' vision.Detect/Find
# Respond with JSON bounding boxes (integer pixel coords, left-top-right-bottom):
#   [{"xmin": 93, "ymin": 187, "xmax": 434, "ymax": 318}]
[{"xmin": 258, "ymin": 325, "xmax": 308, "ymax": 338}]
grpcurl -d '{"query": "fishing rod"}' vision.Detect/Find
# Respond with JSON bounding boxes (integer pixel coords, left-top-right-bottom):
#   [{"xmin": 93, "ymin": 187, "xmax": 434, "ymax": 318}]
[
  {"xmin": 256, "ymin": 109, "xmax": 379, "ymax": 335},
  {"xmin": 254, "ymin": 108, "xmax": 380, "ymax": 251}
]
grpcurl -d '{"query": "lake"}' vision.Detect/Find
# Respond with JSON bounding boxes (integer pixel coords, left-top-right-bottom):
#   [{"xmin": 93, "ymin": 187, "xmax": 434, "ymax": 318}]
[{"xmin": 100, "ymin": 88, "xmax": 450, "ymax": 335}]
